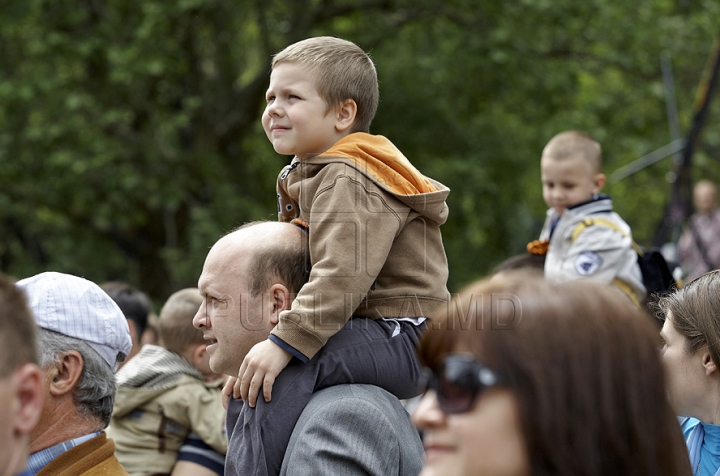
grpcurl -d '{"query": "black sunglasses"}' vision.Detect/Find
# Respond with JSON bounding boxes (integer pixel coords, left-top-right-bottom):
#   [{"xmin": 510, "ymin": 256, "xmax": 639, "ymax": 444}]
[{"xmin": 420, "ymin": 353, "xmax": 503, "ymax": 414}]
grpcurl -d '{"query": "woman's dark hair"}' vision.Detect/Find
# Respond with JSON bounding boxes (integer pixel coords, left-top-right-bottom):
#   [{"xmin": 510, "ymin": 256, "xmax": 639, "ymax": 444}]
[{"xmin": 418, "ymin": 272, "xmax": 691, "ymax": 476}]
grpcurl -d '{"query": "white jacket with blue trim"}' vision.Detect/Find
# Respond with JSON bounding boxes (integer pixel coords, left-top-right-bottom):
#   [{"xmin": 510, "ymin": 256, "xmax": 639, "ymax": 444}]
[{"xmin": 539, "ymin": 196, "xmax": 646, "ymax": 305}]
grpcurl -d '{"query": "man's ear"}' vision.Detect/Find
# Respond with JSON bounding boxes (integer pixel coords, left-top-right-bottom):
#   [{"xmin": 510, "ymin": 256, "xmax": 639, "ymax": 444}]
[
  {"xmin": 12, "ymin": 363, "xmax": 44, "ymax": 435},
  {"xmin": 47, "ymin": 351, "xmax": 83, "ymax": 397},
  {"xmin": 593, "ymin": 173, "xmax": 606, "ymax": 194},
  {"xmin": 334, "ymin": 99, "xmax": 357, "ymax": 133},
  {"xmin": 702, "ymin": 350, "xmax": 717, "ymax": 376},
  {"xmin": 268, "ymin": 283, "xmax": 292, "ymax": 326}
]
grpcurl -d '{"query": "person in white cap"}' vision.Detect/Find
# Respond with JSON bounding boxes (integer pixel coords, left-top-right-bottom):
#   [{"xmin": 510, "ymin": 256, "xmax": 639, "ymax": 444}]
[{"xmin": 16, "ymin": 271, "xmax": 132, "ymax": 476}]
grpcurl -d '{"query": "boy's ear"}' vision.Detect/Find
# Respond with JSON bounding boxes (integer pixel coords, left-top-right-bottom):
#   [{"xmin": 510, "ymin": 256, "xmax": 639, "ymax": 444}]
[
  {"xmin": 189, "ymin": 343, "xmax": 206, "ymax": 369},
  {"xmin": 334, "ymin": 99, "xmax": 357, "ymax": 132},
  {"xmin": 593, "ymin": 173, "xmax": 606, "ymax": 193}
]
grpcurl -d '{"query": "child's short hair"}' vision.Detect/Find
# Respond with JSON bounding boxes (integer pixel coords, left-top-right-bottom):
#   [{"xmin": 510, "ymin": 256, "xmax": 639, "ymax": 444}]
[
  {"xmin": 272, "ymin": 36, "xmax": 379, "ymax": 134},
  {"xmin": 542, "ymin": 130, "xmax": 602, "ymax": 173},
  {"xmin": 492, "ymin": 253, "xmax": 546, "ymax": 275},
  {"xmin": 157, "ymin": 288, "xmax": 205, "ymax": 356}
]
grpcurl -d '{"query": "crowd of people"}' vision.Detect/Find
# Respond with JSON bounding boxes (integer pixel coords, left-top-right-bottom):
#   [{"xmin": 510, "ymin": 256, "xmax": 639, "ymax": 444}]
[{"xmin": 1, "ymin": 34, "xmax": 719, "ymax": 476}]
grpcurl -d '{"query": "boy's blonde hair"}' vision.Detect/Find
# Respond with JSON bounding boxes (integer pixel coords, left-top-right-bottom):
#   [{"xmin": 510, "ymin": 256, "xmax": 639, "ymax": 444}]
[
  {"xmin": 542, "ymin": 130, "xmax": 602, "ymax": 173},
  {"xmin": 272, "ymin": 36, "xmax": 379, "ymax": 133},
  {"xmin": 157, "ymin": 288, "xmax": 205, "ymax": 356}
]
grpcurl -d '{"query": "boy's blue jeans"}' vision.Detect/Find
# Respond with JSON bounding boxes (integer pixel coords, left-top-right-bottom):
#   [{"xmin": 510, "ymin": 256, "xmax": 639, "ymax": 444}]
[{"xmin": 224, "ymin": 317, "xmax": 424, "ymax": 476}]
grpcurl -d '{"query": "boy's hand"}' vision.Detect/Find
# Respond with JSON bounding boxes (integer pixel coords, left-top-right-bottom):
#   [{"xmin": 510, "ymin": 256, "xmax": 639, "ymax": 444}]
[
  {"xmin": 221, "ymin": 377, "xmax": 237, "ymax": 410},
  {"xmin": 236, "ymin": 339, "xmax": 293, "ymax": 408}
]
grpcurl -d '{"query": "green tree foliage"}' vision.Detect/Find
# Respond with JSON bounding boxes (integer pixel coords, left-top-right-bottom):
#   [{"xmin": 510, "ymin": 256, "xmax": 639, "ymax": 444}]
[{"xmin": 1, "ymin": 0, "xmax": 718, "ymax": 298}]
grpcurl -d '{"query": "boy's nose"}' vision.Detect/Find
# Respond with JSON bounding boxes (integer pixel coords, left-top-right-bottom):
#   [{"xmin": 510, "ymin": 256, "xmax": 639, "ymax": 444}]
[{"xmin": 266, "ymin": 101, "xmax": 282, "ymax": 117}]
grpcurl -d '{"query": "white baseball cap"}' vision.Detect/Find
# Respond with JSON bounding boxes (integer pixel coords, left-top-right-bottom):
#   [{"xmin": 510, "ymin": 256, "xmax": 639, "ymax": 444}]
[{"xmin": 16, "ymin": 272, "xmax": 133, "ymax": 372}]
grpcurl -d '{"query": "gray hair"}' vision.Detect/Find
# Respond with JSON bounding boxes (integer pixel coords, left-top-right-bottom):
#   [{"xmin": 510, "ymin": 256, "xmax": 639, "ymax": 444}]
[{"xmin": 38, "ymin": 328, "xmax": 117, "ymax": 429}]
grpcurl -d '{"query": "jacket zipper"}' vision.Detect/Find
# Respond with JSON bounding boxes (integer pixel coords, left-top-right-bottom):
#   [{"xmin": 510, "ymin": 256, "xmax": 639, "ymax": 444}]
[{"xmin": 280, "ymin": 161, "xmax": 300, "ymax": 181}]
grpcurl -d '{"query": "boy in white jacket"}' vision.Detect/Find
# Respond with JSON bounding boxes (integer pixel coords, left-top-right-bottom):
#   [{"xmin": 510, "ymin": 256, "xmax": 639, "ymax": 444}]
[{"xmin": 528, "ymin": 130, "xmax": 645, "ymax": 305}]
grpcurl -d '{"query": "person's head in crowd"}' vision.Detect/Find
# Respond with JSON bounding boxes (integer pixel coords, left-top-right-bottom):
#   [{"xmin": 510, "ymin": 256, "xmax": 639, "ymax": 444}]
[
  {"xmin": 140, "ymin": 311, "xmax": 160, "ymax": 347},
  {"xmin": 158, "ymin": 287, "xmax": 219, "ymax": 382},
  {"xmin": 193, "ymin": 221, "xmax": 310, "ymax": 376},
  {"xmin": 16, "ymin": 272, "xmax": 132, "ymax": 455},
  {"xmin": 491, "ymin": 252, "xmax": 546, "ymax": 278},
  {"xmin": 412, "ymin": 272, "xmax": 690, "ymax": 476},
  {"xmin": 101, "ymin": 280, "xmax": 152, "ymax": 366},
  {"xmin": 692, "ymin": 179, "xmax": 718, "ymax": 215},
  {"xmin": 262, "ymin": 36, "xmax": 379, "ymax": 160},
  {"xmin": 540, "ymin": 130, "xmax": 606, "ymax": 216},
  {"xmin": 0, "ymin": 273, "xmax": 44, "ymax": 476},
  {"xmin": 655, "ymin": 269, "xmax": 720, "ymax": 423}
]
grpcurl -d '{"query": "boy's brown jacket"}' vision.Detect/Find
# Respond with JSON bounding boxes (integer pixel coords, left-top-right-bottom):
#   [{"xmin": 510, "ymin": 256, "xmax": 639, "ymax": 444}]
[{"xmin": 274, "ymin": 132, "xmax": 450, "ymax": 360}]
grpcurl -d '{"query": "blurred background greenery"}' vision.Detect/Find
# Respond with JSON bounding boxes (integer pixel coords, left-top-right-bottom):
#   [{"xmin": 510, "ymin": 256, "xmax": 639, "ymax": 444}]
[{"xmin": 1, "ymin": 0, "xmax": 719, "ymax": 301}]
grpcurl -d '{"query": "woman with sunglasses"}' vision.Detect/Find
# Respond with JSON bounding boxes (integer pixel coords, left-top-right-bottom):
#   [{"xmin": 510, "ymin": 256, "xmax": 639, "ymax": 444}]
[
  {"xmin": 654, "ymin": 270, "xmax": 720, "ymax": 476},
  {"xmin": 412, "ymin": 272, "xmax": 691, "ymax": 476}
]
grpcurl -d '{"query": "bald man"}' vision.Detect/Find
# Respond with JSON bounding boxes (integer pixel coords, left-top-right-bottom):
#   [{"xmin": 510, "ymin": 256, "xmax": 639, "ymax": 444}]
[{"xmin": 193, "ymin": 221, "xmax": 423, "ymax": 476}]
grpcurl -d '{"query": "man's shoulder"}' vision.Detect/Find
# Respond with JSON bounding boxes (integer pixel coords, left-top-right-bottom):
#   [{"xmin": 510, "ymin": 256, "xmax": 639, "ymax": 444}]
[
  {"xmin": 318, "ymin": 384, "xmax": 419, "ymax": 420},
  {"xmin": 36, "ymin": 433, "xmax": 129, "ymax": 476},
  {"xmin": 281, "ymin": 384, "xmax": 424, "ymax": 476},
  {"xmin": 295, "ymin": 385, "xmax": 407, "ymax": 435},
  {"xmin": 304, "ymin": 384, "xmax": 407, "ymax": 415}
]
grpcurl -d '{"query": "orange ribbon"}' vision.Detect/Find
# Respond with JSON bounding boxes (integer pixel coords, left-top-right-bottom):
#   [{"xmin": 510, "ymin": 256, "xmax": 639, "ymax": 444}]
[{"xmin": 527, "ymin": 240, "xmax": 549, "ymax": 256}]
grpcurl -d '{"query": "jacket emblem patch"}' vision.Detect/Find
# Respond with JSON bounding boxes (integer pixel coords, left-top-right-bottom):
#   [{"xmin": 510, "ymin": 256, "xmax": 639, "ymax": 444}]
[{"xmin": 574, "ymin": 251, "xmax": 603, "ymax": 276}]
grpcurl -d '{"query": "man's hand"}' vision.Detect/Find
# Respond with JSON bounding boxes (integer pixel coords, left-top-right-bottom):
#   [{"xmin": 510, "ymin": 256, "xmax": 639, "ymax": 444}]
[{"xmin": 236, "ymin": 339, "xmax": 293, "ymax": 408}]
